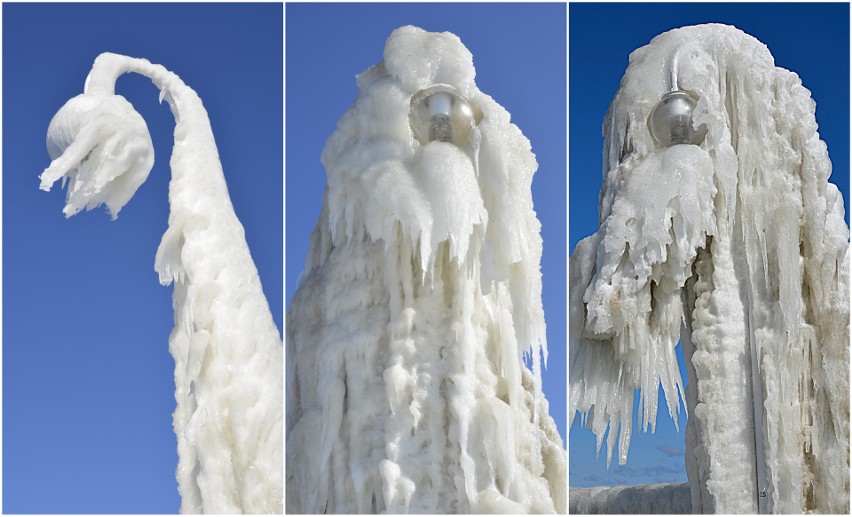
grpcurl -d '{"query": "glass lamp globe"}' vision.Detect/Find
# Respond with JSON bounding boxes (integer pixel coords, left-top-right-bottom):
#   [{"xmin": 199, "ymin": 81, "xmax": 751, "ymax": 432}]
[
  {"xmin": 409, "ymin": 84, "xmax": 475, "ymax": 147},
  {"xmin": 648, "ymin": 90, "xmax": 706, "ymax": 147}
]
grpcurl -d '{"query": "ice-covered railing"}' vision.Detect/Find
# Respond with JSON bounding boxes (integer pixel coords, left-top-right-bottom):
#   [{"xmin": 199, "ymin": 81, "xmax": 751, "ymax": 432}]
[
  {"xmin": 287, "ymin": 26, "xmax": 565, "ymax": 514},
  {"xmin": 569, "ymin": 24, "xmax": 849, "ymax": 514},
  {"xmin": 40, "ymin": 53, "xmax": 283, "ymax": 514},
  {"xmin": 569, "ymin": 482, "xmax": 691, "ymax": 514}
]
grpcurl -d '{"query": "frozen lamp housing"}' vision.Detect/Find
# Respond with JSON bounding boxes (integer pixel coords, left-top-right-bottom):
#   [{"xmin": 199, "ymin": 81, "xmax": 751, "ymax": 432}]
[
  {"xmin": 649, "ymin": 90, "xmax": 707, "ymax": 147},
  {"xmin": 410, "ymin": 84, "xmax": 475, "ymax": 146}
]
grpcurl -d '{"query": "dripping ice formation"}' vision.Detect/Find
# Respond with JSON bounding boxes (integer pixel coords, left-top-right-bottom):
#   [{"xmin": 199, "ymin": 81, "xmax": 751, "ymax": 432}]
[
  {"xmin": 286, "ymin": 26, "xmax": 566, "ymax": 513},
  {"xmin": 39, "ymin": 53, "xmax": 283, "ymax": 514},
  {"xmin": 569, "ymin": 24, "xmax": 849, "ymax": 514}
]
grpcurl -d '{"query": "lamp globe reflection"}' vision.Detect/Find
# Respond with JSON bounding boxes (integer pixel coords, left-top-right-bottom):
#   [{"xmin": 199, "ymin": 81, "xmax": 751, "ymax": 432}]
[
  {"xmin": 410, "ymin": 84, "xmax": 475, "ymax": 146},
  {"xmin": 649, "ymin": 90, "xmax": 706, "ymax": 147}
]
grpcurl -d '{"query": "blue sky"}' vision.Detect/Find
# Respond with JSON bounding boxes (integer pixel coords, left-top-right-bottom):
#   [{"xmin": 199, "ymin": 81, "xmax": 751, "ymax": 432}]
[
  {"xmin": 3, "ymin": 3, "xmax": 282, "ymax": 513},
  {"xmin": 569, "ymin": 3, "xmax": 850, "ymax": 487},
  {"xmin": 286, "ymin": 3, "xmax": 567, "ymax": 444}
]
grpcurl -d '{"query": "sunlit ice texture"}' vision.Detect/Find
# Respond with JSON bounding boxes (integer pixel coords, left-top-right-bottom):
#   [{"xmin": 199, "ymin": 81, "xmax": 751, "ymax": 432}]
[
  {"xmin": 569, "ymin": 24, "xmax": 849, "ymax": 514},
  {"xmin": 39, "ymin": 53, "xmax": 283, "ymax": 514},
  {"xmin": 286, "ymin": 26, "xmax": 566, "ymax": 514}
]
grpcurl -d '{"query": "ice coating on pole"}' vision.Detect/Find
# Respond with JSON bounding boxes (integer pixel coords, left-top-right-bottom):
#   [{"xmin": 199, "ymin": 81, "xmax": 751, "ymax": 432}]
[
  {"xmin": 569, "ymin": 24, "xmax": 849, "ymax": 514},
  {"xmin": 39, "ymin": 53, "xmax": 283, "ymax": 514},
  {"xmin": 286, "ymin": 26, "xmax": 566, "ymax": 513}
]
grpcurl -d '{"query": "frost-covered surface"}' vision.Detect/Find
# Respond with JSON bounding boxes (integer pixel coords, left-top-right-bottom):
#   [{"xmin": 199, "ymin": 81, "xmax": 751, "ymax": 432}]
[
  {"xmin": 569, "ymin": 24, "xmax": 849, "ymax": 514},
  {"xmin": 40, "ymin": 53, "xmax": 283, "ymax": 514},
  {"xmin": 287, "ymin": 26, "xmax": 565, "ymax": 513},
  {"xmin": 569, "ymin": 483, "xmax": 692, "ymax": 514}
]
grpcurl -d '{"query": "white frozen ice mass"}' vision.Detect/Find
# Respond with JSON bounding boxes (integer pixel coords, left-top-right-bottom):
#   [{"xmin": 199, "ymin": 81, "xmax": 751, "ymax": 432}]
[
  {"xmin": 569, "ymin": 24, "xmax": 849, "ymax": 514},
  {"xmin": 287, "ymin": 26, "xmax": 566, "ymax": 513},
  {"xmin": 40, "ymin": 53, "xmax": 283, "ymax": 514},
  {"xmin": 570, "ymin": 482, "xmax": 692, "ymax": 514}
]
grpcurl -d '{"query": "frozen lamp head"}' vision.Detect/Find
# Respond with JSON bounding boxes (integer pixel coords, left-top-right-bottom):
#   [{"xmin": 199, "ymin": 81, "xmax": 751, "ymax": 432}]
[
  {"xmin": 39, "ymin": 93, "xmax": 155, "ymax": 218},
  {"xmin": 410, "ymin": 84, "xmax": 475, "ymax": 146},
  {"xmin": 649, "ymin": 90, "xmax": 707, "ymax": 147}
]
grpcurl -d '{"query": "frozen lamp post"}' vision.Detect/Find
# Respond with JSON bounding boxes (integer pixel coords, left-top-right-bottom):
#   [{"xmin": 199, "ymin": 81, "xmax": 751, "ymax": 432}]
[
  {"xmin": 39, "ymin": 53, "xmax": 283, "ymax": 514},
  {"xmin": 286, "ymin": 27, "xmax": 566, "ymax": 514},
  {"xmin": 569, "ymin": 25, "xmax": 849, "ymax": 514}
]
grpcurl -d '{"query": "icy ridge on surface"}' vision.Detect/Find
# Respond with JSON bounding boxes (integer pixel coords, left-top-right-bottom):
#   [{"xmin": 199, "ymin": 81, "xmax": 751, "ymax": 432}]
[
  {"xmin": 569, "ymin": 483, "xmax": 692, "ymax": 514},
  {"xmin": 287, "ymin": 26, "xmax": 566, "ymax": 514},
  {"xmin": 569, "ymin": 24, "xmax": 849, "ymax": 514},
  {"xmin": 40, "ymin": 53, "xmax": 283, "ymax": 514}
]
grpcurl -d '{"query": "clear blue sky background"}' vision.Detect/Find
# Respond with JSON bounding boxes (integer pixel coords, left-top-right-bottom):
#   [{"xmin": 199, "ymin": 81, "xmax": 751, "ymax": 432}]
[
  {"xmin": 3, "ymin": 3, "xmax": 282, "ymax": 513},
  {"xmin": 569, "ymin": 3, "xmax": 850, "ymax": 487},
  {"xmin": 286, "ymin": 3, "xmax": 567, "ymax": 445}
]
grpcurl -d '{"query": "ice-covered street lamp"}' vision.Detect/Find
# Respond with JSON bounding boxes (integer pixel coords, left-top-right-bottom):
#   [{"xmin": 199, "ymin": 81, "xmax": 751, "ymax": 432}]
[
  {"xmin": 570, "ymin": 24, "xmax": 849, "ymax": 515},
  {"xmin": 648, "ymin": 89, "xmax": 706, "ymax": 146},
  {"xmin": 39, "ymin": 53, "xmax": 283, "ymax": 514},
  {"xmin": 409, "ymin": 84, "xmax": 475, "ymax": 146},
  {"xmin": 288, "ymin": 26, "xmax": 566, "ymax": 514}
]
